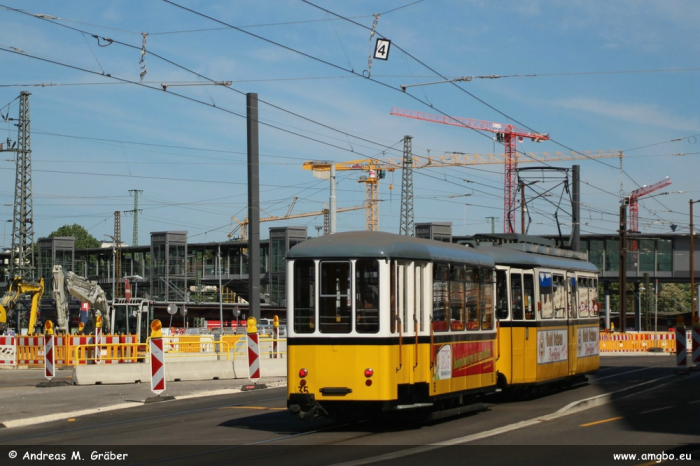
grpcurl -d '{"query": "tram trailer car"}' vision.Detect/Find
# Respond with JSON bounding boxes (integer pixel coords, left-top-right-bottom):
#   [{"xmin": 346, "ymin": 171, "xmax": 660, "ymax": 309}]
[
  {"xmin": 286, "ymin": 231, "xmax": 599, "ymax": 420},
  {"xmin": 472, "ymin": 241, "xmax": 600, "ymax": 395}
]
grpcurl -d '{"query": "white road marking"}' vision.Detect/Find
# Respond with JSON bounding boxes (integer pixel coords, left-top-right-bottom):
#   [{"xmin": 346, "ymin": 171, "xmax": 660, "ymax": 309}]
[
  {"xmin": 326, "ymin": 373, "xmax": 695, "ymax": 466},
  {"xmin": 639, "ymin": 406, "xmax": 674, "ymax": 414}
]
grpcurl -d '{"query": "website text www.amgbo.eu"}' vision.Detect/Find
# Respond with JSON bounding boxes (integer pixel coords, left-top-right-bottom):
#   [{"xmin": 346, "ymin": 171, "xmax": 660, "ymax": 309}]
[{"xmin": 613, "ymin": 451, "xmax": 692, "ymax": 462}]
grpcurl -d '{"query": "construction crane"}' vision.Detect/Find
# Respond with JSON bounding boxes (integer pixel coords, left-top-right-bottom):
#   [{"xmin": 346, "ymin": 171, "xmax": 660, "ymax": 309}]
[
  {"xmin": 304, "ymin": 148, "xmax": 623, "ymax": 234},
  {"xmin": 228, "ymin": 197, "xmax": 365, "ymax": 240},
  {"xmin": 302, "ymin": 160, "xmax": 398, "ymax": 231},
  {"xmin": 390, "ymin": 107, "xmax": 550, "ymax": 234},
  {"xmin": 629, "ymin": 176, "xmax": 672, "ymax": 234}
]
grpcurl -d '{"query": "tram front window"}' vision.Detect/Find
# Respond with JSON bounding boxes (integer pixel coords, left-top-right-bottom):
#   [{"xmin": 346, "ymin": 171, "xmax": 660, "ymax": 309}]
[
  {"xmin": 319, "ymin": 261, "xmax": 351, "ymax": 334},
  {"xmin": 293, "ymin": 260, "xmax": 315, "ymax": 334}
]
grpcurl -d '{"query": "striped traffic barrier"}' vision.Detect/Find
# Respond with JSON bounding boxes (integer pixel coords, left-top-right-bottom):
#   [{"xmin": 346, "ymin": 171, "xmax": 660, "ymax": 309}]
[
  {"xmin": 0, "ymin": 335, "xmax": 16, "ymax": 366},
  {"xmin": 676, "ymin": 326, "xmax": 687, "ymax": 370},
  {"xmin": 150, "ymin": 319, "xmax": 165, "ymax": 396},
  {"xmin": 150, "ymin": 338, "xmax": 165, "ymax": 395},
  {"xmin": 44, "ymin": 334, "xmax": 55, "ymax": 381},
  {"xmin": 95, "ymin": 327, "xmax": 102, "ymax": 365},
  {"xmin": 247, "ymin": 318, "xmax": 260, "ymax": 381}
]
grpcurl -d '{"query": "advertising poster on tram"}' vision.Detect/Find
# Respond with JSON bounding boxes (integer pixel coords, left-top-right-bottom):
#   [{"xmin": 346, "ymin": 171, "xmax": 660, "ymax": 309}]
[
  {"xmin": 577, "ymin": 326, "xmax": 600, "ymax": 358},
  {"xmin": 537, "ymin": 329, "xmax": 568, "ymax": 364}
]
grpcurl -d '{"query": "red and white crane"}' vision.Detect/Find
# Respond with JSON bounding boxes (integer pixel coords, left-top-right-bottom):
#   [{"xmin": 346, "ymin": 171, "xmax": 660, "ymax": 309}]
[
  {"xmin": 629, "ymin": 176, "xmax": 672, "ymax": 233},
  {"xmin": 390, "ymin": 107, "xmax": 549, "ymax": 233}
]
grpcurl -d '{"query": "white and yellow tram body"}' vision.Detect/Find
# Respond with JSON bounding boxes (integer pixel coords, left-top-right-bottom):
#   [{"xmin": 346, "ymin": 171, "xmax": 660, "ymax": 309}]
[
  {"xmin": 476, "ymin": 243, "xmax": 600, "ymax": 388},
  {"xmin": 286, "ymin": 232, "xmax": 498, "ymax": 418}
]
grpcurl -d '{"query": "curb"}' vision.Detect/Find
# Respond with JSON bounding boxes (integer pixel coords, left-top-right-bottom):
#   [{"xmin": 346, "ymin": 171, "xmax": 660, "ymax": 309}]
[{"xmin": 0, "ymin": 379, "xmax": 287, "ymax": 429}]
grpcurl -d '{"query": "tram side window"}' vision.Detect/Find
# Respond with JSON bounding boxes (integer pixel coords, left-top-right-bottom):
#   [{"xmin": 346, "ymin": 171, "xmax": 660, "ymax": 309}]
[
  {"xmin": 539, "ymin": 272, "xmax": 553, "ymax": 319},
  {"xmin": 578, "ymin": 277, "xmax": 589, "ymax": 317},
  {"xmin": 480, "ymin": 270, "xmax": 494, "ymax": 330},
  {"xmin": 293, "ymin": 260, "xmax": 315, "ymax": 334},
  {"xmin": 524, "ymin": 273, "xmax": 535, "ymax": 320},
  {"xmin": 466, "ymin": 269, "xmax": 479, "ymax": 330},
  {"xmin": 450, "ymin": 265, "xmax": 466, "ymax": 331},
  {"xmin": 355, "ymin": 259, "xmax": 379, "ymax": 334},
  {"xmin": 319, "ymin": 261, "xmax": 351, "ymax": 334},
  {"xmin": 553, "ymin": 274, "xmax": 566, "ymax": 319},
  {"xmin": 511, "ymin": 273, "xmax": 523, "ymax": 320},
  {"xmin": 495, "ymin": 270, "xmax": 508, "ymax": 320},
  {"xmin": 432, "ymin": 263, "xmax": 449, "ymax": 332}
]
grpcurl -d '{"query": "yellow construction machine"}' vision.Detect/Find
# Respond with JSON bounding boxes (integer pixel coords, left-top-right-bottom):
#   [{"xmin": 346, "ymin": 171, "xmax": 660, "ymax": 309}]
[{"xmin": 0, "ymin": 276, "xmax": 45, "ymax": 335}]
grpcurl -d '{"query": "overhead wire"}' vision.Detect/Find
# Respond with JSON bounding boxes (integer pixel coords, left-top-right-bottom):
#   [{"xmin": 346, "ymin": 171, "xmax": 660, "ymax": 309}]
[{"xmin": 5, "ymin": 2, "xmax": 687, "ymax": 234}]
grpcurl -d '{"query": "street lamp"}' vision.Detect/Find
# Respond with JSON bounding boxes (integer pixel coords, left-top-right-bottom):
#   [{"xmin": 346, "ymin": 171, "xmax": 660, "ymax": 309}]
[{"xmin": 690, "ymin": 200, "xmax": 700, "ymax": 322}]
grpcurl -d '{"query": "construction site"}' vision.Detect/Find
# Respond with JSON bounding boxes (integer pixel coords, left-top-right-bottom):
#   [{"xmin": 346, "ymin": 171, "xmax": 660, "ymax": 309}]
[{"xmin": 0, "ymin": 92, "xmax": 693, "ymax": 341}]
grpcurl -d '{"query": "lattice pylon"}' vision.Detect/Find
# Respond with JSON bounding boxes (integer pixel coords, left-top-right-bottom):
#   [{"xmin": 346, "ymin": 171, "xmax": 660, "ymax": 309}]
[
  {"xmin": 10, "ymin": 91, "xmax": 34, "ymax": 278},
  {"xmin": 399, "ymin": 135, "xmax": 414, "ymax": 236}
]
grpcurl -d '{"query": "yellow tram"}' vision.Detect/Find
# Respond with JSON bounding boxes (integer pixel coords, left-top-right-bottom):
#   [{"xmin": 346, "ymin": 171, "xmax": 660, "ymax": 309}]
[
  {"xmin": 286, "ymin": 231, "xmax": 599, "ymax": 420},
  {"xmin": 473, "ymin": 239, "xmax": 600, "ymax": 394}
]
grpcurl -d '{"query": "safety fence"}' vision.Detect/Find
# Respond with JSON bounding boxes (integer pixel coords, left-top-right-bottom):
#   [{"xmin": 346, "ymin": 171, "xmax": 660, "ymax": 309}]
[
  {"xmin": 599, "ymin": 331, "xmax": 679, "ymax": 353},
  {"xmin": 1, "ymin": 331, "xmax": 689, "ymax": 365},
  {"xmin": 0, "ymin": 333, "xmax": 287, "ymax": 367},
  {"xmin": 0, "ymin": 334, "xmax": 140, "ymax": 368}
]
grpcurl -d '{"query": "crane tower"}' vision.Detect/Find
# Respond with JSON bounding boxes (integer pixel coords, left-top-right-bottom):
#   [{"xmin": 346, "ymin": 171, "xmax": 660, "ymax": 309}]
[
  {"xmin": 629, "ymin": 177, "xmax": 672, "ymax": 234},
  {"xmin": 390, "ymin": 107, "xmax": 550, "ymax": 233}
]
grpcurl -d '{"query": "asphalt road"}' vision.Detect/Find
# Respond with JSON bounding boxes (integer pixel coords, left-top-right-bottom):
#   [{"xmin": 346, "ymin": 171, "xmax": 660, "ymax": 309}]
[{"xmin": 0, "ymin": 355, "xmax": 697, "ymax": 466}]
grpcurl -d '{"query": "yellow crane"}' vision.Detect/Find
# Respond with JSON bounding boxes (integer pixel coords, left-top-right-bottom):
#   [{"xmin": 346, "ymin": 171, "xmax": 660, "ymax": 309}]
[
  {"xmin": 228, "ymin": 197, "xmax": 365, "ymax": 240},
  {"xmin": 302, "ymin": 150, "xmax": 622, "ymax": 231},
  {"xmin": 302, "ymin": 159, "xmax": 399, "ymax": 231}
]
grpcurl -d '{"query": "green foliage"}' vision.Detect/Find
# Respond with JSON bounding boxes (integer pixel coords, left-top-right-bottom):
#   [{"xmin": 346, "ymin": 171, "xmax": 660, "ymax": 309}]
[
  {"xmin": 49, "ymin": 224, "xmax": 100, "ymax": 249},
  {"xmin": 657, "ymin": 283, "xmax": 690, "ymax": 314}
]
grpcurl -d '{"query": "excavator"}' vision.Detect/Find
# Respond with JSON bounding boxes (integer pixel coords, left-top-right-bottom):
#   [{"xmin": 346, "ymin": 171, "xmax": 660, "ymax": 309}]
[
  {"xmin": 0, "ymin": 276, "xmax": 45, "ymax": 335},
  {"xmin": 53, "ymin": 265, "xmax": 111, "ymax": 334}
]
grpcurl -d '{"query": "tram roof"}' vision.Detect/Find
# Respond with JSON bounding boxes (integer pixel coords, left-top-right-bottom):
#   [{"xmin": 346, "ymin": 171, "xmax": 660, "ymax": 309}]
[
  {"xmin": 473, "ymin": 244, "xmax": 599, "ymax": 273},
  {"xmin": 287, "ymin": 231, "xmax": 495, "ymax": 267}
]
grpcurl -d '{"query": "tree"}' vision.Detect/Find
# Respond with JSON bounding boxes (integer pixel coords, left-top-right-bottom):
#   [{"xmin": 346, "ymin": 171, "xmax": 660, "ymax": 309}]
[
  {"xmin": 49, "ymin": 224, "xmax": 100, "ymax": 249},
  {"xmin": 657, "ymin": 283, "xmax": 690, "ymax": 315}
]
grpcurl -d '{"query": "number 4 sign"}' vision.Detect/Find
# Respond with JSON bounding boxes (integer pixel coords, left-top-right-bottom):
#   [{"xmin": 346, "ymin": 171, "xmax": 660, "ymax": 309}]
[{"xmin": 374, "ymin": 39, "xmax": 391, "ymax": 60}]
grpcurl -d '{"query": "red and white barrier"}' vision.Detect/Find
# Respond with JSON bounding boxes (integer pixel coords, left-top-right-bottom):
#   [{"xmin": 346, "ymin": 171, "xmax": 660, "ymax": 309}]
[
  {"xmin": 101, "ymin": 335, "xmax": 121, "ymax": 364},
  {"xmin": 95, "ymin": 327, "xmax": 102, "ymax": 365},
  {"xmin": 676, "ymin": 327, "xmax": 687, "ymax": 368},
  {"xmin": 121, "ymin": 335, "xmax": 136, "ymax": 363},
  {"xmin": 17, "ymin": 336, "xmax": 44, "ymax": 365},
  {"xmin": 0, "ymin": 335, "xmax": 16, "ymax": 366},
  {"xmin": 68, "ymin": 336, "xmax": 92, "ymax": 365},
  {"xmin": 692, "ymin": 325, "xmax": 700, "ymax": 366},
  {"xmin": 247, "ymin": 328, "xmax": 260, "ymax": 382},
  {"xmin": 44, "ymin": 335, "xmax": 55, "ymax": 381},
  {"xmin": 272, "ymin": 325, "xmax": 279, "ymax": 359},
  {"xmin": 150, "ymin": 338, "xmax": 165, "ymax": 395}
]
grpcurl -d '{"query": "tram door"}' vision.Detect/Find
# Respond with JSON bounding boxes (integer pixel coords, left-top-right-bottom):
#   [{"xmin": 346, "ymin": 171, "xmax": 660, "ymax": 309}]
[
  {"xmin": 510, "ymin": 270, "xmax": 525, "ymax": 383},
  {"xmin": 510, "ymin": 269, "xmax": 536, "ymax": 384},
  {"xmin": 395, "ymin": 261, "xmax": 415, "ymax": 384}
]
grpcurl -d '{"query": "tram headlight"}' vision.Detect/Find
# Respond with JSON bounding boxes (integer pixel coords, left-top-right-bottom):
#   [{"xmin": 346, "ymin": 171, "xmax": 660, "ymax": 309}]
[
  {"xmin": 299, "ymin": 368, "xmax": 308, "ymax": 378},
  {"xmin": 364, "ymin": 368, "xmax": 373, "ymax": 378}
]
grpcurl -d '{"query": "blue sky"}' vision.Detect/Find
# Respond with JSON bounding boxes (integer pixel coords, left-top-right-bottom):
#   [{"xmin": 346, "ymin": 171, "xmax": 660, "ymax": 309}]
[{"xmin": 0, "ymin": 0, "xmax": 698, "ymax": 246}]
